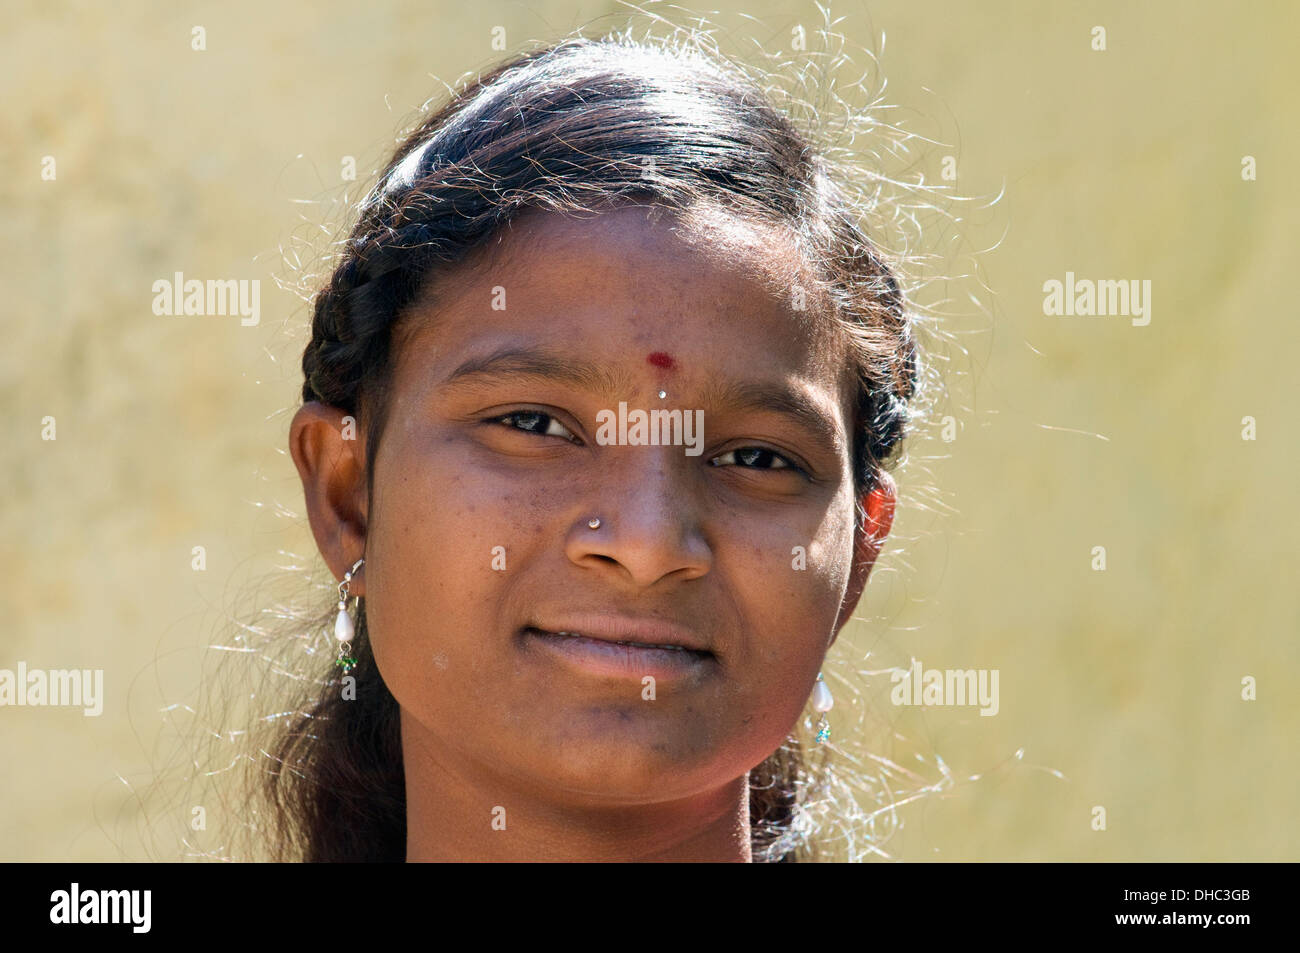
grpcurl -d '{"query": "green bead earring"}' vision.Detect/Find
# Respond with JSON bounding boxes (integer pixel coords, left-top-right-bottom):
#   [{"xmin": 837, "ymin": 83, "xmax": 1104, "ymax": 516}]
[
  {"xmin": 812, "ymin": 672, "xmax": 833, "ymax": 743},
  {"xmin": 334, "ymin": 558, "xmax": 364, "ymax": 674}
]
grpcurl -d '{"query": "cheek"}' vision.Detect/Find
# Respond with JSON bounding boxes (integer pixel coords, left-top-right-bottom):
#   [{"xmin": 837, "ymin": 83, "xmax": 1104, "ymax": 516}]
[
  {"xmin": 718, "ymin": 502, "xmax": 855, "ymax": 716},
  {"xmin": 360, "ymin": 433, "xmax": 548, "ymax": 704},
  {"xmin": 725, "ymin": 496, "xmax": 854, "ymax": 640}
]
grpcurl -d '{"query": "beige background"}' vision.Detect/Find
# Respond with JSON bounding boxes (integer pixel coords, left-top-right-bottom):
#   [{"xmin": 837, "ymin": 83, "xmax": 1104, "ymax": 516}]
[{"xmin": 2, "ymin": 0, "xmax": 1296, "ymax": 861}]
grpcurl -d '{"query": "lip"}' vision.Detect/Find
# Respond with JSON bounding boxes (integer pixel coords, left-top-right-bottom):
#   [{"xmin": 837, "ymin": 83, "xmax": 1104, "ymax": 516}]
[
  {"xmin": 521, "ymin": 615, "xmax": 715, "ymax": 682},
  {"xmin": 527, "ymin": 614, "xmax": 713, "ymax": 653}
]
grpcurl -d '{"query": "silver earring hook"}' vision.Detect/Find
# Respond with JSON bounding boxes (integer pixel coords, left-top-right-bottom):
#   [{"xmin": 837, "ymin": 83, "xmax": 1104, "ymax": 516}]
[{"xmin": 338, "ymin": 557, "xmax": 365, "ymax": 602}]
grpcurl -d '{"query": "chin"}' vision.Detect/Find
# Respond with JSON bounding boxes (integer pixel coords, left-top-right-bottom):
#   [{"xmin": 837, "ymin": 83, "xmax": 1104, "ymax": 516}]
[{"xmin": 520, "ymin": 722, "xmax": 729, "ymax": 803}]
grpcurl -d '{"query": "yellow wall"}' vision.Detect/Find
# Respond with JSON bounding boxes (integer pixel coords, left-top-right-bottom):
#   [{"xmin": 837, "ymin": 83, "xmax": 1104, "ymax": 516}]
[{"xmin": 2, "ymin": 0, "xmax": 1295, "ymax": 860}]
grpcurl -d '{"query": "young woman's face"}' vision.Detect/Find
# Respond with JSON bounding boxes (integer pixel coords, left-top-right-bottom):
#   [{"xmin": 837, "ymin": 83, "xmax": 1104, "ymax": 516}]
[{"xmin": 312, "ymin": 204, "xmax": 893, "ymax": 805}]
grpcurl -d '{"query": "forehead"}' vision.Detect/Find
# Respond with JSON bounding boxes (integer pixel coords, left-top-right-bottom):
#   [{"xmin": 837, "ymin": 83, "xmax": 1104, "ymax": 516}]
[{"xmin": 394, "ymin": 203, "xmax": 853, "ymax": 397}]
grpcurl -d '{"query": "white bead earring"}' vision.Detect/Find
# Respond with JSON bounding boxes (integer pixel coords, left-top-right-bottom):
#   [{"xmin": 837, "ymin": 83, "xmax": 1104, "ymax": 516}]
[
  {"xmin": 812, "ymin": 672, "xmax": 834, "ymax": 743},
  {"xmin": 334, "ymin": 558, "xmax": 364, "ymax": 674}
]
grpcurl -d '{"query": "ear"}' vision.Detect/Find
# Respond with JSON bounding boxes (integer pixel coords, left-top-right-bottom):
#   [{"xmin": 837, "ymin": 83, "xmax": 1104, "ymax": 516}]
[
  {"xmin": 830, "ymin": 470, "xmax": 896, "ymax": 645},
  {"xmin": 288, "ymin": 401, "xmax": 370, "ymax": 594}
]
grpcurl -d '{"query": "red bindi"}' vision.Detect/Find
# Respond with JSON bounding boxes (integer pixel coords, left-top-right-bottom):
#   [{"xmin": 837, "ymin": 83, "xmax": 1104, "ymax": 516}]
[{"xmin": 646, "ymin": 351, "xmax": 676, "ymax": 370}]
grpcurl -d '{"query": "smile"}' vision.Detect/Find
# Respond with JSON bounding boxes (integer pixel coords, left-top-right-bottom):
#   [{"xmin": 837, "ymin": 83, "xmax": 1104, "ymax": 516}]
[
  {"xmin": 549, "ymin": 630, "xmax": 693, "ymax": 651},
  {"xmin": 521, "ymin": 626, "xmax": 715, "ymax": 682}
]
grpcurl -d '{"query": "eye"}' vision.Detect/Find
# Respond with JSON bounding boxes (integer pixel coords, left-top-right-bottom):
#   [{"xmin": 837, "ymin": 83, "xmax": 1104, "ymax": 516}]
[
  {"xmin": 709, "ymin": 446, "xmax": 797, "ymax": 471},
  {"xmin": 491, "ymin": 410, "xmax": 581, "ymax": 444}
]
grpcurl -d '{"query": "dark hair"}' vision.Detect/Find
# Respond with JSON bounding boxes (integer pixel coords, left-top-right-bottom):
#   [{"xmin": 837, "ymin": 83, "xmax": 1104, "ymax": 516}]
[{"xmin": 267, "ymin": 31, "xmax": 918, "ymax": 862}]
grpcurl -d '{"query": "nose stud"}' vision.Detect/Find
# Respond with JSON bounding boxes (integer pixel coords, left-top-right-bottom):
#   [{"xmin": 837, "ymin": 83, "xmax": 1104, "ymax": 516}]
[{"xmin": 587, "ymin": 517, "xmax": 602, "ymax": 530}]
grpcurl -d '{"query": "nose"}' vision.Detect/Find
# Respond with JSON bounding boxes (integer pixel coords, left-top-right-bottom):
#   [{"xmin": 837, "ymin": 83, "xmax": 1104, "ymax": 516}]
[{"xmin": 565, "ymin": 448, "xmax": 712, "ymax": 588}]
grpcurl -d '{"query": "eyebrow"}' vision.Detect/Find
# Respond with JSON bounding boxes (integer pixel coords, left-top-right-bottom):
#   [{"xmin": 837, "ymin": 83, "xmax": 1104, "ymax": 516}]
[
  {"xmin": 444, "ymin": 344, "xmax": 845, "ymax": 455},
  {"xmin": 444, "ymin": 345, "xmax": 637, "ymax": 399},
  {"xmin": 700, "ymin": 378, "xmax": 845, "ymax": 456}
]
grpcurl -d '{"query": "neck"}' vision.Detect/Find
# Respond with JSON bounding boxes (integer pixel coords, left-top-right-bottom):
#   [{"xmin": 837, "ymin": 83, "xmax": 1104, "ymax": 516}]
[{"xmin": 401, "ymin": 711, "xmax": 753, "ymax": 862}]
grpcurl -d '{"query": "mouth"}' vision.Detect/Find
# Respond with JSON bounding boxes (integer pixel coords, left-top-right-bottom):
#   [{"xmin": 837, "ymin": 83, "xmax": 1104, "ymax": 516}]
[
  {"xmin": 521, "ymin": 623, "xmax": 715, "ymax": 682},
  {"xmin": 533, "ymin": 628, "xmax": 704, "ymax": 652}
]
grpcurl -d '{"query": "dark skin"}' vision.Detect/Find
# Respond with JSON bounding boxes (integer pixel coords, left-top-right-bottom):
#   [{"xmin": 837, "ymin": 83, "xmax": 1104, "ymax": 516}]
[{"xmin": 289, "ymin": 203, "xmax": 896, "ymax": 861}]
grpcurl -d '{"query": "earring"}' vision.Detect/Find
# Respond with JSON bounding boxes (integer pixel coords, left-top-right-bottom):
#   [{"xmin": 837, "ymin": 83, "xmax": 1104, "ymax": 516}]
[
  {"xmin": 812, "ymin": 672, "xmax": 834, "ymax": 743},
  {"xmin": 334, "ymin": 558, "xmax": 364, "ymax": 674},
  {"xmin": 587, "ymin": 517, "xmax": 602, "ymax": 530}
]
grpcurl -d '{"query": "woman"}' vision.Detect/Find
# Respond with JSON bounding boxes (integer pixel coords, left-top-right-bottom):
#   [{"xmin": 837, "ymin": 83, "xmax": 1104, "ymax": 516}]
[{"xmin": 275, "ymin": 30, "xmax": 918, "ymax": 862}]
